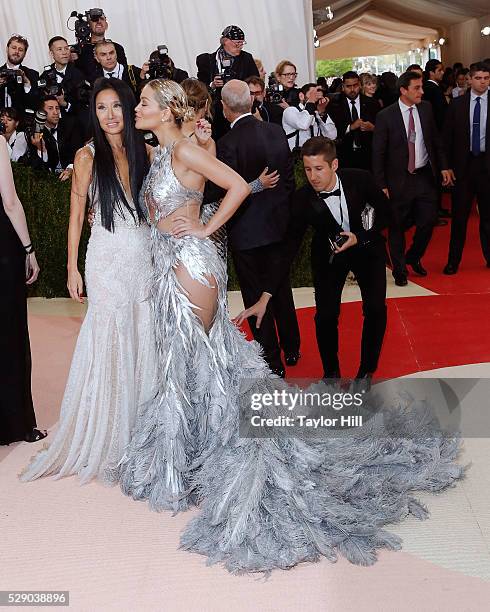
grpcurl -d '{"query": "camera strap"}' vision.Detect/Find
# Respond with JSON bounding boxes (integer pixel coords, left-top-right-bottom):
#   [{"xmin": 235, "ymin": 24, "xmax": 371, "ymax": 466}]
[
  {"xmin": 127, "ymin": 64, "xmax": 137, "ymax": 92},
  {"xmin": 286, "ymin": 129, "xmax": 300, "ymax": 152}
]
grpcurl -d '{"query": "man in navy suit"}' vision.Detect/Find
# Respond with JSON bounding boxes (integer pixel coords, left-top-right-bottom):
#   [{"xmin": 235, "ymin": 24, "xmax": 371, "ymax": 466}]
[{"xmin": 443, "ymin": 61, "xmax": 490, "ymax": 274}]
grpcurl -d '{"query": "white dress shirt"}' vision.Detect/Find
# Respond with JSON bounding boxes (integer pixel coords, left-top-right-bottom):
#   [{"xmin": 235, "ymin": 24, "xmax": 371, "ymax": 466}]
[
  {"xmin": 398, "ymin": 99, "xmax": 429, "ymax": 169},
  {"xmin": 469, "ymin": 89, "xmax": 488, "ymax": 153},
  {"xmin": 6, "ymin": 130, "xmax": 27, "ymax": 161},
  {"xmin": 103, "ymin": 63, "xmax": 124, "ymax": 79},
  {"xmin": 319, "ymin": 174, "xmax": 350, "ymax": 232},
  {"xmin": 282, "ymin": 104, "xmax": 337, "ymax": 150},
  {"xmin": 230, "ymin": 112, "xmax": 252, "ymax": 129}
]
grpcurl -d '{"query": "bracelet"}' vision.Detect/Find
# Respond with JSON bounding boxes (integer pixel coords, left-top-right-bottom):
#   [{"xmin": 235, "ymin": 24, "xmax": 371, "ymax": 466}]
[{"xmin": 23, "ymin": 243, "xmax": 35, "ymax": 254}]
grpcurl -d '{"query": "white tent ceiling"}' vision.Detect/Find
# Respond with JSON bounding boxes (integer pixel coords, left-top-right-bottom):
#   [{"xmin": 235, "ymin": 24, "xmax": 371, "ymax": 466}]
[{"xmin": 314, "ymin": 0, "xmax": 490, "ymax": 59}]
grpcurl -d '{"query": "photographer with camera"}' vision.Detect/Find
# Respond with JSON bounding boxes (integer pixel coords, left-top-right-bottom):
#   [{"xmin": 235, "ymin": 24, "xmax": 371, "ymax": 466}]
[
  {"xmin": 289, "ymin": 137, "xmax": 389, "ymax": 387},
  {"xmin": 267, "ymin": 60, "xmax": 302, "ymax": 125},
  {"xmin": 196, "ymin": 25, "xmax": 259, "ymax": 139},
  {"xmin": 0, "ymin": 107, "xmax": 27, "ymax": 161},
  {"xmin": 282, "ymin": 83, "xmax": 337, "ymax": 153},
  {"xmin": 27, "ymin": 95, "xmax": 83, "ymax": 181},
  {"xmin": 74, "ymin": 9, "xmax": 127, "ymax": 82},
  {"xmin": 139, "ymin": 46, "xmax": 188, "ymax": 85},
  {"xmin": 0, "ymin": 35, "xmax": 39, "ymax": 114},
  {"xmin": 39, "ymin": 37, "xmax": 85, "ymax": 118}
]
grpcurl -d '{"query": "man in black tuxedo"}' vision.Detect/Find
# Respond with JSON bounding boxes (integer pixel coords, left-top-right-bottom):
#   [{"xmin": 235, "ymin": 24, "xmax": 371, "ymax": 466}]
[
  {"xmin": 328, "ymin": 71, "xmax": 380, "ymax": 171},
  {"xmin": 75, "ymin": 10, "xmax": 127, "ymax": 82},
  {"xmin": 39, "ymin": 37, "xmax": 85, "ymax": 119},
  {"xmin": 196, "ymin": 25, "xmax": 259, "ymax": 140},
  {"xmin": 372, "ymin": 71, "xmax": 452, "ymax": 286},
  {"xmin": 289, "ymin": 137, "xmax": 389, "ymax": 383},
  {"xmin": 28, "ymin": 96, "xmax": 83, "ymax": 180},
  {"xmin": 0, "ymin": 35, "xmax": 39, "ymax": 114},
  {"xmin": 423, "ymin": 59, "xmax": 447, "ymax": 132},
  {"xmin": 443, "ymin": 62, "xmax": 490, "ymax": 274},
  {"xmin": 91, "ymin": 41, "xmax": 142, "ymax": 95},
  {"xmin": 210, "ymin": 79, "xmax": 300, "ymax": 376}
]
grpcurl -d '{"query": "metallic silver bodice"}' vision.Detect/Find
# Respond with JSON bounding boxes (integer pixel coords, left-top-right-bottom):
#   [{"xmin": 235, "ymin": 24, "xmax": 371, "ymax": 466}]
[{"xmin": 141, "ymin": 143, "xmax": 204, "ymax": 224}]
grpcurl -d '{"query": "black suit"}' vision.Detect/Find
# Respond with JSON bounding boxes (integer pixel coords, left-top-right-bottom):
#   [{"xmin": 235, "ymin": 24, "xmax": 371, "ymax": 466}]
[
  {"xmin": 328, "ymin": 94, "xmax": 380, "ymax": 170},
  {"xmin": 423, "ymin": 80, "xmax": 448, "ymax": 132},
  {"xmin": 211, "ymin": 114, "xmax": 299, "ymax": 371},
  {"xmin": 289, "ymin": 169, "xmax": 389, "ymax": 377},
  {"xmin": 196, "ymin": 49, "xmax": 259, "ymax": 139},
  {"xmin": 39, "ymin": 63, "xmax": 85, "ymax": 117},
  {"xmin": 0, "ymin": 64, "xmax": 39, "ymax": 114},
  {"xmin": 372, "ymin": 99, "xmax": 447, "ymax": 277},
  {"xmin": 91, "ymin": 64, "xmax": 142, "ymax": 93},
  {"xmin": 34, "ymin": 117, "xmax": 83, "ymax": 172},
  {"xmin": 444, "ymin": 91, "xmax": 490, "ymax": 266}
]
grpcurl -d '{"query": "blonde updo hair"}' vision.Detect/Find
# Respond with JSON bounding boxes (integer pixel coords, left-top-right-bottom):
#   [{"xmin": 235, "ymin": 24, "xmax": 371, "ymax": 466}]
[{"xmin": 146, "ymin": 79, "xmax": 194, "ymax": 125}]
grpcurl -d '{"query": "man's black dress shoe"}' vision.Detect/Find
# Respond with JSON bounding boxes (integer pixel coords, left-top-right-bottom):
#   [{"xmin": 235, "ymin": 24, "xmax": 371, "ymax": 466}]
[
  {"xmin": 285, "ymin": 352, "xmax": 300, "ymax": 366},
  {"xmin": 435, "ymin": 219, "xmax": 448, "ymax": 226},
  {"xmin": 353, "ymin": 372, "xmax": 373, "ymax": 394},
  {"xmin": 393, "ymin": 273, "xmax": 408, "ymax": 287},
  {"xmin": 407, "ymin": 260, "xmax": 427, "ymax": 276},
  {"xmin": 443, "ymin": 263, "xmax": 458, "ymax": 275},
  {"xmin": 438, "ymin": 208, "xmax": 452, "ymax": 218}
]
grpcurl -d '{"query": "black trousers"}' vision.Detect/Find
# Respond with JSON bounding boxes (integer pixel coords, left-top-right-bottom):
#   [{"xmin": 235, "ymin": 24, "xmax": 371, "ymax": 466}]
[
  {"xmin": 388, "ymin": 167, "xmax": 438, "ymax": 276},
  {"xmin": 448, "ymin": 155, "xmax": 490, "ymax": 266},
  {"xmin": 232, "ymin": 243, "xmax": 300, "ymax": 371},
  {"xmin": 314, "ymin": 243, "xmax": 387, "ymax": 377}
]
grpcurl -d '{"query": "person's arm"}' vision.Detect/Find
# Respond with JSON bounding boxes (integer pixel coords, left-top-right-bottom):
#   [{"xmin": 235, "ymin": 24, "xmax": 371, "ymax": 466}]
[
  {"xmin": 283, "ymin": 106, "xmax": 314, "ymax": 131},
  {"xmin": 353, "ymin": 172, "xmax": 390, "ymax": 247},
  {"xmin": 67, "ymin": 146, "xmax": 92, "ymax": 302},
  {"xmin": 0, "ymin": 136, "xmax": 39, "ymax": 283},
  {"xmin": 170, "ymin": 140, "xmax": 250, "ymax": 239},
  {"xmin": 318, "ymin": 114, "xmax": 337, "ymax": 140}
]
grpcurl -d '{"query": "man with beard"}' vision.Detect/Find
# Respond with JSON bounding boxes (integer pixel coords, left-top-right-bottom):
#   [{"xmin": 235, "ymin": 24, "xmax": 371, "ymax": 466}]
[{"xmin": 0, "ymin": 35, "xmax": 39, "ymax": 113}]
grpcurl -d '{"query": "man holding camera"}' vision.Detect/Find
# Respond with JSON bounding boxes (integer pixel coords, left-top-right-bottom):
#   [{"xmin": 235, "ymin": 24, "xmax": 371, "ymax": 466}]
[
  {"xmin": 139, "ymin": 47, "xmax": 189, "ymax": 86},
  {"xmin": 282, "ymin": 83, "xmax": 337, "ymax": 152},
  {"xmin": 289, "ymin": 137, "xmax": 389, "ymax": 385},
  {"xmin": 39, "ymin": 37, "xmax": 85, "ymax": 118},
  {"xmin": 0, "ymin": 35, "xmax": 39, "ymax": 114},
  {"xmin": 196, "ymin": 25, "xmax": 259, "ymax": 139},
  {"xmin": 75, "ymin": 9, "xmax": 127, "ymax": 82},
  {"xmin": 28, "ymin": 96, "xmax": 83, "ymax": 181}
]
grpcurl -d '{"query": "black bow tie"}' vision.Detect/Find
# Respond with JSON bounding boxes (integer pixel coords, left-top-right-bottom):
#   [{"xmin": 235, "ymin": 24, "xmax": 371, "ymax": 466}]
[{"xmin": 318, "ymin": 189, "xmax": 341, "ymax": 199}]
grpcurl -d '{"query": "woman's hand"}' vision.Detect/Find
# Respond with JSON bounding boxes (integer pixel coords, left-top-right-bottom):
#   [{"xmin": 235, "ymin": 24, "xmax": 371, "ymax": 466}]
[
  {"xmin": 67, "ymin": 268, "xmax": 84, "ymax": 303},
  {"xmin": 194, "ymin": 119, "xmax": 213, "ymax": 147},
  {"xmin": 233, "ymin": 293, "xmax": 271, "ymax": 328},
  {"xmin": 25, "ymin": 252, "xmax": 40, "ymax": 285},
  {"xmin": 258, "ymin": 166, "xmax": 280, "ymax": 189},
  {"xmin": 171, "ymin": 215, "xmax": 208, "ymax": 239}
]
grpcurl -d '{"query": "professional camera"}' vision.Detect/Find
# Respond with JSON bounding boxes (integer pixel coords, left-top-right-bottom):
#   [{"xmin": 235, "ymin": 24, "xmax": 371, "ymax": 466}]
[
  {"xmin": 23, "ymin": 108, "xmax": 48, "ymax": 140},
  {"xmin": 68, "ymin": 8, "xmax": 104, "ymax": 46},
  {"xmin": 266, "ymin": 75, "xmax": 284, "ymax": 104},
  {"xmin": 0, "ymin": 68, "xmax": 23, "ymax": 85},
  {"xmin": 215, "ymin": 58, "xmax": 235, "ymax": 85},
  {"xmin": 38, "ymin": 66, "xmax": 62, "ymax": 96},
  {"xmin": 148, "ymin": 46, "xmax": 174, "ymax": 80},
  {"xmin": 0, "ymin": 121, "xmax": 5, "ymax": 135}
]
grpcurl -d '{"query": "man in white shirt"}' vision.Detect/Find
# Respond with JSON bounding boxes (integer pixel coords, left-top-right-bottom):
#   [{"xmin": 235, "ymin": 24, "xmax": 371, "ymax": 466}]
[
  {"xmin": 92, "ymin": 41, "xmax": 141, "ymax": 96},
  {"xmin": 372, "ymin": 71, "xmax": 453, "ymax": 285},
  {"xmin": 282, "ymin": 83, "xmax": 336, "ymax": 152}
]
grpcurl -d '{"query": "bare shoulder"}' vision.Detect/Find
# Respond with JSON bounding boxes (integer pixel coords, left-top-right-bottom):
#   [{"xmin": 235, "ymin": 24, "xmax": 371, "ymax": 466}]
[
  {"xmin": 74, "ymin": 144, "xmax": 95, "ymax": 167},
  {"xmin": 174, "ymin": 137, "xmax": 210, "ymax": 164}
]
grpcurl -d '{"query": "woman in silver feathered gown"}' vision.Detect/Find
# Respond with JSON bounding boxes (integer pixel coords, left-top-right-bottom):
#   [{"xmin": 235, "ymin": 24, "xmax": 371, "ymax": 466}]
[{"xmin": 113, "ymin": 79, "xmax": 464, "ymax": 574}]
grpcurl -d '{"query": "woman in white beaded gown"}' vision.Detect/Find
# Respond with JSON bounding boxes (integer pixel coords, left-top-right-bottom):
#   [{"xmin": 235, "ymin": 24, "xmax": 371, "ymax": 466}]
[{"xmin": 21, "ymin": 78, "xmax": 156, "ymax": 483}]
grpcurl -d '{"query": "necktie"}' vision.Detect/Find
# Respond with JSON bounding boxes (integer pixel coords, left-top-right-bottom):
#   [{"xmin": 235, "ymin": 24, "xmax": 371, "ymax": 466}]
[
  {"xmin": 318, "ymin": 189, "xmax": 341, "ymax": 199},
  {"xmin": 107, "ymin": 72, "xmax": 114, "ymax": 78},
  {"xmin": 407, "ymin": 107, "xmax": 416, "ymax": 173},
  {"xmin": 50, "ymin": 127, "xmax": 57, "ymax": 135},
  {"xmin": 350, "ymin": 100, "xmax": 360, "ymax": 147},
  {"xmin": 472, "ymin": 97, "xmax": 481, "ymax": 155}
]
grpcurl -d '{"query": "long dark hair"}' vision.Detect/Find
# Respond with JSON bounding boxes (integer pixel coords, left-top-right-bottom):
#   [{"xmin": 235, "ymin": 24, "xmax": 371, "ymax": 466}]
[{"xmin": 89, "ymin": 78, "xmax": 148, "ymax": 231}]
